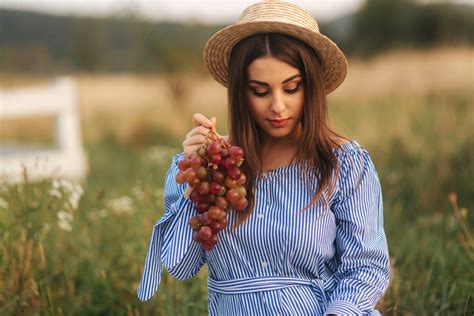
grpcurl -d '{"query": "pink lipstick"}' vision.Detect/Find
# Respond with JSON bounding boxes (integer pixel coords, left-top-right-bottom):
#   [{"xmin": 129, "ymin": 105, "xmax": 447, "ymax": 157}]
[{"xmin": 268, "ymin": 118, "xmax": 290, "ymax": 128}]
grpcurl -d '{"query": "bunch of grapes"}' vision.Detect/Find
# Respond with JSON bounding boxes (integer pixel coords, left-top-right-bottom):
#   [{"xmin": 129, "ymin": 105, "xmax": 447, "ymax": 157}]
[{"xmin": 175, "ymin": 130, "xmax": 248, "ymax": 251}]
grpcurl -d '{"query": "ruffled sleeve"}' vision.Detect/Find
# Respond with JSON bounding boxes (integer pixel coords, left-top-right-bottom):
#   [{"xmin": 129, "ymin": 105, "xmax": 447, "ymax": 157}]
[
  {"xmin": 324, "ymin": 146, "xmax": 390, "ymax": 315},
  {"xmin": 137, "ymin": 152, "xmax": 206, "ymax": 301}
]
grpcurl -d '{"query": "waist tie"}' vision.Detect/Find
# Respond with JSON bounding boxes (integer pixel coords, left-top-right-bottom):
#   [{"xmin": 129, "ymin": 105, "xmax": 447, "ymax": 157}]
[{"xmin": 208, "ymin": 276, "xmax": 328, "ymax": 306}]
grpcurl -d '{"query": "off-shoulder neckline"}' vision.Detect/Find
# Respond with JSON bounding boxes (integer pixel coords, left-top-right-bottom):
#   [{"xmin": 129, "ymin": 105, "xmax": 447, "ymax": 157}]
[{"xmin": 257, "ymin": 140, "xmax": 363, "ymax": 177}]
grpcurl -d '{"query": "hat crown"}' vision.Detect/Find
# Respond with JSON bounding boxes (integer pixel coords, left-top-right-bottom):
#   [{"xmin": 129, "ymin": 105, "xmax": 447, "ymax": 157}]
[{"xmin": 237, "ymin": 1, "xmax": 319, "ymax": 33}]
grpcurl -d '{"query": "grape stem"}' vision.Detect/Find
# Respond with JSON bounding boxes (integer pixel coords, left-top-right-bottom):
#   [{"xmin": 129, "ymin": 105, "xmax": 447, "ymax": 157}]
[{"xmin": 204, "ymin": 129, "xmax": 231, "ymax": 149}]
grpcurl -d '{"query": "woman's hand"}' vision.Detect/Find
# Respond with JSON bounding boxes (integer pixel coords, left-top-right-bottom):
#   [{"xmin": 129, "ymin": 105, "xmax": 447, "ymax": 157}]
[
  {"xmin": 182, "ymin": 113, "xmax": 217, "ymax": 158},
  {"xmin": 182, "ymin": 113, "xmax": 217, "ymax": 198}
]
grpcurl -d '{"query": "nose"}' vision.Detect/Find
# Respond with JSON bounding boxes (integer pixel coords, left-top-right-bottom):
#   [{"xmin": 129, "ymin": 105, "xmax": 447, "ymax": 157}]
[{"xmin": 270, "ymin": 90, "xmax": 285, "ymax": 114}]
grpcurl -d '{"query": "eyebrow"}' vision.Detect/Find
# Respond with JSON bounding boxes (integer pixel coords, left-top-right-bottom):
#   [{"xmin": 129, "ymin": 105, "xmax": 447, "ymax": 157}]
[{"xmin": 248, "ymin": 74, "xmax": 301, "ymax": 86}]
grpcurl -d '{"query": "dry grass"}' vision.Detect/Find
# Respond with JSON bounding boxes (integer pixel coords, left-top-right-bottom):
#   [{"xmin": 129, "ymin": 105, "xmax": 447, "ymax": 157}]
[{"xmin": 329, "ymin": 45, "xmax": 474, "ymax": 102}]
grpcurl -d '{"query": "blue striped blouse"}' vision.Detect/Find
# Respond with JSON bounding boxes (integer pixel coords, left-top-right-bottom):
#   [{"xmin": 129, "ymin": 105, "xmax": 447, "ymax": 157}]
[{"xmin": 137, "ymin": 140, "xmax": 390, "ymax": 315}]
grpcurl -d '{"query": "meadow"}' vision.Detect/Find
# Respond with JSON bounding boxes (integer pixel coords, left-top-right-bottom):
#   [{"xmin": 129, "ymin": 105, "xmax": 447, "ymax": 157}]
[{"xmin": 0, "ymin": 46, "xmax": 473, "ymax": 315}]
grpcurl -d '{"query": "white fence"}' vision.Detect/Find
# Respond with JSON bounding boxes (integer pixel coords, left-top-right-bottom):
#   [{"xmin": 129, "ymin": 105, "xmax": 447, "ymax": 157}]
[{"xmin": 0, "ymin": 77, "xmax": 88, "ymax": 183}]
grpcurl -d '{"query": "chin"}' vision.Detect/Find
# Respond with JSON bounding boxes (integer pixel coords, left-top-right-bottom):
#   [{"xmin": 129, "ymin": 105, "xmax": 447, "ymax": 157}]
[{"xmin": 264, "ymin": 128, "xmax": 293, "ymax": 139}]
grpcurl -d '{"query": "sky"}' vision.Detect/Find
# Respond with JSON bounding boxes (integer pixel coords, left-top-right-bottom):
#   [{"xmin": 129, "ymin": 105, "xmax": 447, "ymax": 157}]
[
  {"xmin": 0, "ymin": 0, "xmax": 366, "ymax": 23},
  {"xmin": 1, "ymin": 0, "xmax": 471, "ymax": 23}
]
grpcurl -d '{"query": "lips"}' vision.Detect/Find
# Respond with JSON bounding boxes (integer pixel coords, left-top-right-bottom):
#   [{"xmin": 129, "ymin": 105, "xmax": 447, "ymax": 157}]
[{"xmin": 268, "ymin": 118, "xmax": 290, "ymax": 128}]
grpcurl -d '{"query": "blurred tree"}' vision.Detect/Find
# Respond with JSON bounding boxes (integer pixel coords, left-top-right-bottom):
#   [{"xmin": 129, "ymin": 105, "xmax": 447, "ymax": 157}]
[
  {"xmin": 71, "ymin": 19, "xmax": 106, "ymax": 72},
  {"xmin": 351, "ymin": 0, "xmax": 474, "ymax": 56},
  {"xmin": 352, "ymin": 0, "xmax": 416, "ymax": 55}
]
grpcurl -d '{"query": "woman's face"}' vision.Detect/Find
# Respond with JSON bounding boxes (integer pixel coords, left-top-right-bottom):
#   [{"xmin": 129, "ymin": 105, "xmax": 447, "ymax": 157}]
[{"xmin": 246, "ymin": 56, "xmax": 304, "ymax": 145}]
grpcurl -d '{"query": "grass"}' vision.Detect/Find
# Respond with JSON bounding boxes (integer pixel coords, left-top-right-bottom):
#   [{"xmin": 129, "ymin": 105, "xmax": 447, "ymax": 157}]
[{"xmin": 0, "ymin": 46, "xmax": 473, "ymax": 315}]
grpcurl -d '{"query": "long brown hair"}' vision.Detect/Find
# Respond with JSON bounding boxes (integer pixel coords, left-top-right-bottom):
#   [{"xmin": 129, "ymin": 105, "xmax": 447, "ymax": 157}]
[{"xmin": 227, "ymin": 33, "xmax": 348, "ymax": 231}]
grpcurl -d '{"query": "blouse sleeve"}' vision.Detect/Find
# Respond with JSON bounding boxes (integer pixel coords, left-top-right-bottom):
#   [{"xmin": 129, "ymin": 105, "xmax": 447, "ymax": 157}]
[
  {"xmin": 324, "ymin": 147, "xmax": 390, "ymax": 315},
  {"xmin": 137, "ymin": 152, "xmax": 206, "ymax": 301}
]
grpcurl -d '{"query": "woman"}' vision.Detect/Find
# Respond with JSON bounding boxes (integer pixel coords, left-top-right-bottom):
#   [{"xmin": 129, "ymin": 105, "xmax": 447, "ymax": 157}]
[{"xmin": 137, "ymin": 1, "xmax": 390, "ymax": 315}]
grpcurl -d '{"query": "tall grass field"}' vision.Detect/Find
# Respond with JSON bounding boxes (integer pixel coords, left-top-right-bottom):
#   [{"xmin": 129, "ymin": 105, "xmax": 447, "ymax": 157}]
[{"xmin": 1, "ymin": 47, "xmax": 473, "ymax": 315}]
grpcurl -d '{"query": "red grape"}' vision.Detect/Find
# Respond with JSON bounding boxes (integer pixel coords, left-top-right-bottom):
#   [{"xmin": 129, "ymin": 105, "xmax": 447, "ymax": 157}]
[
  {"xmin": 200, "ymin": 212, "xmax": 212, "ymax": 226},
  {"xmin": 207, "ymin": 142, "xmax": 221, "ymax": 155},
  {"xmin": 205, "ymin": 194, "xmax": 216, "ymax": 204},
  {"xmin": 211, "ymin": 169, "xmax": 225, "ymax": 184},
  {"xmin": 217, "ymin": 186, "xmax": 227, "ymax": 197},
  {"xmin": 229, "ymin": 146, "xmax": 243, "ymax": 160},
  {"xmin": 234, "ymin": 197, "xmax": 248, "ymax": 211},
  {"xmin": 224, "ymin": 157, "xmax": 236, "ymax": 170},
  {"xmin": 237, "ymin": 173, "xmax": 247, "ymax": 186},
  {"xmin": 189, "ymin": 189, "xmax": 201, "ymax": 203},
  {"xmin": 237, "ymin": 186, "xmax": 246, "ymax": 198},
  {"xmin": 191, "ymin": 156, "xmax": 202, "ymax": 170},
  {"xmin": 189, "ymin": 216, "xmax": 201, "ymax": 230},
  {"xmin": 189, "ymin": 177, "xmax": 201, "ymax": 189},
  {"xmin": 210, "ymin": 182, "xmax": 221, "ymax": 195},
  {"xmin": 228, "ymin": 167, "xmax": 241, "ymax": 180},
  {"xmin": 209, "ymin": 221, "xmax": 224, "ymax": 234},
  {"xmin": 197, "ymin": 182, "xmax": 210, "ymax": 195},
  {"xmin": 185, "ymin": 168, "xmax": 197, "ymax": 182},
  {"xmin": 177, "ymin": 129, "xmax": 247, "ymax": 251},
  {"xmin": 175, "ymin": 172, "xmax": 186, "ymax": 184},
  {"xmin": 215, "ymin": 196, "xmax": 228, "ymax": 209},
  {"xmin": 178, "ymin": 159, "xmax": 190, "ymax": 171},
  {"xmin": 198, "ymin": 226, "xmax": 212, "ymax": 241},
  {"xmin": 224, "ymin": 177, "xmax": 237, "ymax": 189},
  {"xmin": 226, "ymin": 189, "xmax": 240, "ymax": 204},
  {"xmin": 196, "ymin": 201, "xmax": 210, "ymax": 213},
  {"xmin": 212, "ymin": 154, "xmax": 222, "ymax": 165},
  {"xmin": 221, "ymin": 148, "xmax": 229, "ymax": 158},
  {"xmin": 196, "ymin": 166, "xmax": 208, "ymax": 180},
  {"xmin": 207, "ymin": 206, "xmax": 222, "ymax": 220}
]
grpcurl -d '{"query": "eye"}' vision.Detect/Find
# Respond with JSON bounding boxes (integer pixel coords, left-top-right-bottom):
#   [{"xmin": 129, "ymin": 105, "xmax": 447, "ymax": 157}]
[
  {"xmin": 285, "ymin": 83, "xmax": 301, "ymax": 94},
  {"xmin": 249, "ymin": 83, "xmax": 301, "ymax": 97},
  {"xmin": 250, "ymin": 88, "xmax": 269, "ymax": 97}
]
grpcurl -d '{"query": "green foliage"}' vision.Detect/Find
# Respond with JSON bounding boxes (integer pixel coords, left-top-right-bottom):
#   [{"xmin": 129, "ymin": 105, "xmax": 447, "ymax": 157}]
[{"xmin": 351, "ymin": 0, "xmax": 474, "ymax": 56}]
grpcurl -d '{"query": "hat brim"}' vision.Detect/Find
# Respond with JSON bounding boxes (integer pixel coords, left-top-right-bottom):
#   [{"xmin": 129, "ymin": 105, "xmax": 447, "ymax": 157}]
[{"xmin": 203, "ymin": 21, "xmax": 348, "ymax": 95}]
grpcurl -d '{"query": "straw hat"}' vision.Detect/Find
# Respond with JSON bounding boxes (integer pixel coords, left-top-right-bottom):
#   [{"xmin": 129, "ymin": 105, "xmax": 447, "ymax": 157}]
[{"xmin": 203, "ymin": 0, "xmax": 348, "ymax": 94}]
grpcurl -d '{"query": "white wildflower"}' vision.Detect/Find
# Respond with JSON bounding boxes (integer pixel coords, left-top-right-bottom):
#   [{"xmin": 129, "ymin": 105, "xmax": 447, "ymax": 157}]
[
  {"xmin": 0, "ymin": 197, "xmax": 9, "ymax": 209},
  {"xmin": 51, "ymin": 178, "xmax": 84, "ymax": 210},
  {"xmin": 132, "ymin": 186, "xmax": 145, "ymax": 200},
  {"xmin": 52, "ymin": 179, "xmax": 61, "ymax": 190},
  {"xmin": 97, "ymin": 208, "xmax": 108, "ymax": 217},
  {"xmin": 106, "ymin": 196, "xmax": 135, "ymax": 215},
  {"xmin": 57, "ymin": 209, "xmax": 73, "ymax": 232},
  {"xmin": 57, "ymin": 209, "xmax": 73, "ymax": 222},
  {"xmin": 58, "ymin": 220, "xmax": 72, "ymax": 232},
  {"xmin": 87, "ymin": 208, "xmax": 109, "ymax": 221},
  {"xmin": 49, "ymin": 188, "xmax": 62, "ymax": 199}
]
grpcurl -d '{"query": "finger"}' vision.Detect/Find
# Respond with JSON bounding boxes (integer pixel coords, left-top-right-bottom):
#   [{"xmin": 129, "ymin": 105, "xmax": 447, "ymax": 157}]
[
  {"xmin": 183, "ymin": 134, "xmax": 207, "ymax": 147},
  {"xmin": 192, "ymin": 113, "xmax": 213, "ymax": 128},
  {"xmin": 183, "ymin": 184, "xmax": 192, "ymax": 199},
  {"xmin": 210, "ymin": 117, "xmax": 216, "ymax": 131},
  {"xmin": 184, "ymin": 145, "xmax": 202, "ymax": 158},
  {"xmin": 187, "ymin": 126, "xmax": 211, "ymax": 138}
]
